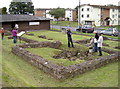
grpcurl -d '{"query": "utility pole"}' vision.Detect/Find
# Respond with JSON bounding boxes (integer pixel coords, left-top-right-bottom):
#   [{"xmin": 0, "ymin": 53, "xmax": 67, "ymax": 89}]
[
  {"xmin": 78, "ymin": 0, "xmax": 82, "ymax": 32},
  {"xmin": 78, "ymin": 0, "xmax": 81, "ymax": 26}
]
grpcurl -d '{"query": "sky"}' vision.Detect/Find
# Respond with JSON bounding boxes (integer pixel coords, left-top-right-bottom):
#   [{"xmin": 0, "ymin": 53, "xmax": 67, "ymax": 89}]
[{"xmin": 0, "ymin": 0, "xmax": 120, "ymax": 9}]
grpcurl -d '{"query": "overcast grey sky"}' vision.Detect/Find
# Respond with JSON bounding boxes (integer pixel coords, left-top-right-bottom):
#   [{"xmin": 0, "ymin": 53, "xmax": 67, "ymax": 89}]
[{"xmin": 0, "ymin": 0, "xmax": 120, "ymax": 9}]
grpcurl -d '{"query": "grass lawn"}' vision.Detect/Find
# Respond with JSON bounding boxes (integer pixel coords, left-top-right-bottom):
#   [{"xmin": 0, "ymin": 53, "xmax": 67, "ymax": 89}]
[
  {"xmin": 23, "ymin": 30, "xmax": 109, "ymax": 66},
  {"xmin": 23, "ymin": 30, "xmax": 91, "ymax": 49},
  {"xmin": 103, "ymin": 40, "xmax": 120, "ymax": 51},
  {"xmin": 51, "ymin": 21, "xmax": 78, "ymax": 27},
  {"xmin": 25, "ymin": 47, "xmax": 85, "ymax": 66},
  {"xmin": 2, "ymin": 30, "xmax": 119, "ymax": 87}
]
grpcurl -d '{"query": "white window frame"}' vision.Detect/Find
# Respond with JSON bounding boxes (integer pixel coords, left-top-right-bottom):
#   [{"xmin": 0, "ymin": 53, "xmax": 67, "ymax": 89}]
[{"xmin": 29, "ymin": 22, "xmax": 40, "ymax": 26}]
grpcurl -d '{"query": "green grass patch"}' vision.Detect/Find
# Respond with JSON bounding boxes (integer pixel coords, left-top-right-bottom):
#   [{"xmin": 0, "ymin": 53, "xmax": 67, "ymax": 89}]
[
  {"xmin": 2, "ymin": 31, "xmax": 118, "ymax": 87},
  {"xmin": 51, "ymin": 21, "xmax": 78, "ymax": 27},
  {"xmin": 25, "ymin": 47, "xmax": 85, "ymax": 66},
  {"xmin": 103, "ymin": 40, "xmax": 120, "ymax": 51},
  {"xmin": 104, "ymin": 40, "xmax": 119, "ymax": 48},
  {"xmin": 23, "ymin": 30, "xmax": 91, "ymax": 49},
  {"xmin": 51, "ymin": 28, "xmax": 61, "ymax": 31}
]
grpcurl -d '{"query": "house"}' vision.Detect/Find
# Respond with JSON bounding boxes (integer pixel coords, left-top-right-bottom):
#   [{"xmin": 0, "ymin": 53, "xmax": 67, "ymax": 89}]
[
  {"xmin": 78, "ymin": 4, "xmax": 120, "ymax": 26},
  {"xmin": 65, "ymin": 8, "xmax": 76, "ymax": 21},
  {"xmin": 34, "ymin": 8, "xmax": 77, "ymax": 21},
  {"xmin": 0, "ymin": 14, "xmax": 50, "ymax": 31}
]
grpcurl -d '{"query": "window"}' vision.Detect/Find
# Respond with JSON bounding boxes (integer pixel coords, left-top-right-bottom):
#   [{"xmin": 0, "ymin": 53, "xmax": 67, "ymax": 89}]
[
  {"xmin": 119, "ymin": 15, "xmax": 120, "ymax": 18},
  {"xmin": 112, "ymin": 9, "xmax": 115, "ymax": 12},
  {"xmin": 82, "ymin": 8, "xmax": 84, "ymax": 11},
  {"xmin": 118, "ymin": 20, "xmax": 120, "ymax": 23},
  {"xmin": 29, "ymin": 22, "xmax": 40, "ymax": 25},
  {"xmin": 82, "ymin": 14, "xmax": 84, "ymax": 18},
  {"xmin": 87, "ymin": 8, "xmax": 90, "ymax": 11},
  {"xmin": 87, "ymin": 14, "xmax": 89, "ymax": 18},
  {"xmin": 112, "ymin": 15, "xmax": 114, "ymax": 18}
]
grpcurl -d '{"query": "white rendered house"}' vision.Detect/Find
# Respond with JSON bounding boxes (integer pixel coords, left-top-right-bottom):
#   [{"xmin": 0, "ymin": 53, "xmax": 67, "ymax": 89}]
[{"xmin": 78, "ymin": 4, "xmax": 119, "ymax": 26}]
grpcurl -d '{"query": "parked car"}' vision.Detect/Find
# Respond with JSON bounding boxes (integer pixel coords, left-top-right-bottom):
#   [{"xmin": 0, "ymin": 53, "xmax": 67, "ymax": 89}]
[
  {"xmin": 93, "ymin": 29, "xmax": 102, "ymax": 34},
  {"xmin": 76, "ymin": 25, "xmax": 94, "ymax": 33},
  {"xmin": 100, "ymin": 28, "xmax": 119, "ymax": 36}
]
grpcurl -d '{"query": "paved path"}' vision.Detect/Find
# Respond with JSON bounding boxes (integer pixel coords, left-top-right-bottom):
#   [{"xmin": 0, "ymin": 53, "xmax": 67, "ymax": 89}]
[{"xmin": 51, "ymin": 25, "xmax": 77, "ymax": 31}]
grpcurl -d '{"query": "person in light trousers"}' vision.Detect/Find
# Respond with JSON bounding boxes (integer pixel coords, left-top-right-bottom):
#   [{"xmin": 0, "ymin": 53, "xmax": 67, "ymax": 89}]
[{"xmin": 97, "ymin": 33, "xmax": 103, "ymax": 56}]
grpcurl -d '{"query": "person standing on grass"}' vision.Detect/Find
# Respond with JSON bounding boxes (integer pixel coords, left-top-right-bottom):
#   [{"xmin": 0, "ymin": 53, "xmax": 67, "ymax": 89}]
[
  {"xmin": 97, "ymin": 33, "xmax": 103, "ymax": 56},
  {"xmin": 94, "ymin": 33, "xmax": 99, "ymax": 52},
  {"xmin": 67, "ymin": 28, "xmax": 74, "ymax": 48},
  {"xmin": 12, "ymin": 27, "xmax": 17, "ymax": 43},
  {"xmin": 88, "ymin": 37, "xmax": 94, "ymax": 53},
  {"xmin": 15, "ymin": 23, "xmax": 19, "ymax": 32},
  {"xmin": 0, "ymin": 27, "xmax": 5, "ymax": 40}
]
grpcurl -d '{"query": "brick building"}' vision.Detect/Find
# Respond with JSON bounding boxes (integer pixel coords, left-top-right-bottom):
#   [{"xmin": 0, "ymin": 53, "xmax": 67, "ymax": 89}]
[{"xmin": 1, "ymin": 14, "xmax": 50, "ymax": 31}]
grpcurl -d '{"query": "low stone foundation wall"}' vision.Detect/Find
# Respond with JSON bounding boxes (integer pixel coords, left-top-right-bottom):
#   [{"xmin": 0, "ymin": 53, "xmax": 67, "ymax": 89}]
[
  {"xmin": 19, "ymin": 37, "xmax": 38, "ymax": 43},
  {"xmin": 11, "ymin": 41, "xmax": 119, "ymax": 80},
  {"xmin": 17, "ymin": 40, "xmax": 62, "ymax": 49},
  {"xmin": 74, "ymin": 39, "xmax": 109, "ymax": 46}
]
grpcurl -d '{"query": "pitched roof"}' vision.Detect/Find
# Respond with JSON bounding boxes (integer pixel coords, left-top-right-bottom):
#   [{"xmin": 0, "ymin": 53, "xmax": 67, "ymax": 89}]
[
  {"xmin": 81, "ymin": 4, "xmax": 119, "ymax": 9},
  {"xmin": 0, "ymin": 14, "xmax": 50, "ymax": 22},
  {"xmin": 35, "ymin": 8, "xmax": 76, "ymax": 11}
]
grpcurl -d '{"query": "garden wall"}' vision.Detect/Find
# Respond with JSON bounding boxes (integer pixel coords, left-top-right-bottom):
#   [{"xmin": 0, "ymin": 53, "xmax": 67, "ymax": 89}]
[{"xmin": 11, "ymin": 41, "xmax": 119, "ymax": 80}]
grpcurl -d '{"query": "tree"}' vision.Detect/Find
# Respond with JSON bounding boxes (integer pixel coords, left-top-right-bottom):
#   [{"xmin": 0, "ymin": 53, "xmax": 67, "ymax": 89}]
[
  {"xmin": 9, "ymin": 2, "xmax": 34, "ymax": 15},
  {"xmin": 2, "ymin": 7, "xmax": 7, "ymax": 14},
  {"xmin": 75, "ymin": 6, "xmax": 78, "ymax": 18},
  {"xmin": 48, "ymin": 7, "xmax": 65, "ymax": 22}
]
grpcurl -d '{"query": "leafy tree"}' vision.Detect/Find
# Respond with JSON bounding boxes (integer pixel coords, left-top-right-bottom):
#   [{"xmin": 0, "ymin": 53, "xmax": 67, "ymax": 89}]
[
  {"xmin": 2, "ymin": 7, "xmax": 7, "ymax": 14},
  {"xmin": 48, "ymin": 7, "xmax": 65, "ymax": 21},
  {"xmin": 9, "ymin": 2, "xmax": 34, "ymax": 14},
  {"xmin": 75, "ymin": 6, "xmax": 78, "ymax": 18}
]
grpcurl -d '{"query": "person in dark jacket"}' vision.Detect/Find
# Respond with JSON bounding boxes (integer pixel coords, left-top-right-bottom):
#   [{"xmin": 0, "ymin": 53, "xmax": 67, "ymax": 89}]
[
  {"xmin": 67, "ymin": 28, "xmax": 74, "ymax": 48},
  {"xmin": 94, "ymin": 33, "xmax": 99, "ymax": 52}
]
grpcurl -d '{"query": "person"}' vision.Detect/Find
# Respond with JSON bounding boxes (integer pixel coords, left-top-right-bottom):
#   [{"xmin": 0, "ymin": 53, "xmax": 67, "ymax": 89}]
[
  {"xmin": 15, "ymin": 24, "xmax": 19, "ymax": 32},
  {"xmin": 0, "ymin": 27, "xmax": 4, "ymax": 40},
  {"xmin": 88, "ymin": 37, "xmax": 94, "ymax": 53},
  {"xmin": 67, "ymin": 28, "xmax": 74, "ymax": 48},
  {"xmin": 92, "ymin": 24, "xmax": 96, "ymax": 30},
  {"xmin": 12, "ymin": 28, "xmax": 17, "ymax": 43},
  {"xmin": 94, "ymin": 33, "xmax": 99, "ymax": 52},
  {"xmin": 97, "ymin": 33, "xmax": 103, "ymax": 56}
]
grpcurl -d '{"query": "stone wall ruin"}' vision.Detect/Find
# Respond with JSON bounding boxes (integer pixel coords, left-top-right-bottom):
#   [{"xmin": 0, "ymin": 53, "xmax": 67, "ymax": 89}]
[{"xmin": 11, "ymin": 39, "xmax": 119, "ymax": 80}]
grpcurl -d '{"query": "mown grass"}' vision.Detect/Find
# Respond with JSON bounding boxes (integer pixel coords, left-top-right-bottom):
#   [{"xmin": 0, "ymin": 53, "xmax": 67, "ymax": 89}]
[
  {"xmin": 2, "ymin": 31, "xmax": 119, "ymax": 87},
  {"xmin": 24, "ymin": 30, "xmax": 109, "ymax": 66},
  {"xmin": 25, "ymin": 47, "xmax": 85, "ymax": 66},
  {"xmin": 103, "ymin": 40, "xmax": 120, "ymax": 51},
  {"xmin": 23, "ymin": 30, "xmax": 91, "ymax": 49},
  {"xmin": 51, "ymin": 21, "xmax": 78, "ymax": 27}
]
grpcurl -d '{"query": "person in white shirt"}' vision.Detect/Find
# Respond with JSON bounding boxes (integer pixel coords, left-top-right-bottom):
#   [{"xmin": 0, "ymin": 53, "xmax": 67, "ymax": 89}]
[
  {"xmin": 97, "ymin": 33, "xmax": 103, "ymax": 56},
  {"xmin": 15, "ymin": 24, "xmax": 19, "ymax": 32}
]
